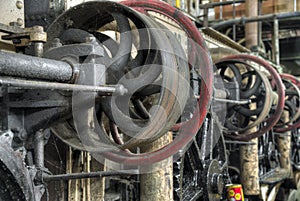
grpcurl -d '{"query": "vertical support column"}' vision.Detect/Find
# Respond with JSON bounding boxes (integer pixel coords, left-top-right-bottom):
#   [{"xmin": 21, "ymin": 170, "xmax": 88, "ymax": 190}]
[
  {"xmin": 67, "ymin": 147, "xmax": 73, "ymax": 201},
  {"xmin": 258, "ymin": 0, "xmax": 263, "ymax": 49},
  {"xmin": 203, "ymin": 8, "xmax": 209, "ymax": 28},
  {"xmin": 272, "ymin": 18, "xmax": 280, "ymax": 65},
  {"xmin": 81, "ymin": 152, "xmax": 87, "ymax": 201},
  {"xmin": 220, "ymin": 0, "xmax": 223, "ymax": 20},
  {"xmin": 86, "ymin": 153, "xmax": 91, "ymax": 201},
  {"xmin": 232, "ymin": 0, "xmax": 237, "ymax": 41},
  {"xmin": 140, "ymin": 132, "xmax": 173, "ymax": 201},
  {"xmin": 239, "ymin": 105, "xmax": 260, "ymax": 195},
  {"xmin": 245, "ymin": 0, "xmax": 258, "ymax": 49},
  {"xmin": 240, "ymin": 0, "xmax": 260, "ymax": 197},
  {"xmin": 181, "ymin": 0, "xmax": 186, "ymax": 10},
  {"xmin": 195, "ymin": 0, "xmax": 200, "ymax": 17},
  {"xmin": 240, "ymin": 134, "xmax": 260, "ymax": 195}
]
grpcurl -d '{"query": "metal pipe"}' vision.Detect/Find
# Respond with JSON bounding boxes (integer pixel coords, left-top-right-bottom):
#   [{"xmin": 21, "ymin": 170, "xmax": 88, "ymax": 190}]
[
  {"xmin": 232, "ymin": 0, "xmax": 236, "ymax": 41},
  {"xmin": 220, "ymin": 0, "xmax": 223, "ymax": 20},
  {"xmin": 34, "ymin": 130, "xmax": 44, "ymax": 169},
  {"xmin": 43, "ymin": 171, "xmax": 133, "ymax": 181},
  {"xmin": 195, "ymin": 0, "xmax": 200, "ymax": 17},
  {"xmin": 199, "ymin": 0, "xmax": 245, "ymax": 9},
  {"xmin": 212, "ymin": 11, "xmax": 300, "ymax": 30},
  {"xmin": 181, "ymin": 0, "xmax": 185, "ymax": 10},
  {"xmin": 272, "ymin": 18, "xmax": 280, "ymax": 65},
  {"xmin": 213, "ymin": 97, "xmax": 251, "ymax": 104},
  {"xmin": 257, "ymin": 0, "xmax": 263, "ymax": 49},
  {"xmin": 0, "ymin": 77, "xmax": 127, "ymax": 95},
  {"xmin": 0, "ymin": 50, "xmax": 73, "ymax": 82},
  {"xmin": 225, "ymin": 140, "xmax": 256, "ymax": 145},
  {"xmin": 204, "ymin": 8, "xmax": 209, "ymax": 27}
]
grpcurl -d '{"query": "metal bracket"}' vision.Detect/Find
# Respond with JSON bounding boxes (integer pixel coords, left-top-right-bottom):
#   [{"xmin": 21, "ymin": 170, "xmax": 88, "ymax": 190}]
[{"xmin": 1, "ymin": 25, "xmax": 47, "ymax": 47}]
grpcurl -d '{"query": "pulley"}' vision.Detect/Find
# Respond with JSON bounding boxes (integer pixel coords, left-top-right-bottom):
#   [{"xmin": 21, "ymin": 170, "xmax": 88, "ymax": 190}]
[
  {"xmin": 215, "ymin": 54, "xmax": 285, "ymax": 141},
  {"xmin": 48, "ymin": 1, "xmax": 213, "ymax": 167}
]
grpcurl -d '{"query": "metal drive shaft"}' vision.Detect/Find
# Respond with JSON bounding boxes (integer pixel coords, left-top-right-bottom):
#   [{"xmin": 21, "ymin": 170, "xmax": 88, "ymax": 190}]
[{"xmin": 0, "ymin": 50, "xmax": 73, "ymax": 82}]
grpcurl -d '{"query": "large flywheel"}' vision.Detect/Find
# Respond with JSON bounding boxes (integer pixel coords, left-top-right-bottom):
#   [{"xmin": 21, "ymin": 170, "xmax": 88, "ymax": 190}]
[{"xmin": 48, "ymin": 1, "xmax": 213, "ymax": 168}]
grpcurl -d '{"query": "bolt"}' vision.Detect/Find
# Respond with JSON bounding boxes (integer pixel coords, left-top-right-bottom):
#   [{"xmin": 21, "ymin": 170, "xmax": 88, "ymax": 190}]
[
  {"xmin": 16, "ymin": 0, "xmax": 23, "ymax": 9},
  {"xmin": 65, "ymin": 19, "xmax": 74, "ymax": 28},
  {"xmin": 43, "ymin": 129, "xmax": 51, "ymax": 140},
  {"xmin": 16, "ymin": 18, "xmax": 23, "ymax": 26},
  {"xmin": 85, "ymin": 35, "xmax": 96, "ymax": 43},
  {"xmin": 51, "ymin": 38, "xmax": 62, "ymax": 48}
]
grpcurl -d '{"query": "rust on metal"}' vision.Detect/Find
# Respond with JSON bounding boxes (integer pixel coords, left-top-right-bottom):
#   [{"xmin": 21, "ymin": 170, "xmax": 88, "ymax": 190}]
[{"xmin": 240, "ymin": 128, "xmax": 260, "ymax": 195}]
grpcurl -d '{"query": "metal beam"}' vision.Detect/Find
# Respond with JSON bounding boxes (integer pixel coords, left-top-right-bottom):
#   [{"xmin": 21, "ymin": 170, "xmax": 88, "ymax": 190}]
[
  {"xmin": 43, "ymin": 171, "xmax": 133, "ymax": 181},
  {"xmin": 212, "ymin": 12, "xmax": 300, "ymax": 30}
]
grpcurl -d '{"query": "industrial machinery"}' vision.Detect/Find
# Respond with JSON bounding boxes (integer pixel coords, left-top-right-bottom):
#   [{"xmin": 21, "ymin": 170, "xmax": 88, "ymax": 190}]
[{"xmin": 0, "ymin": 0, "xmax": 300, "ymax": 201}]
